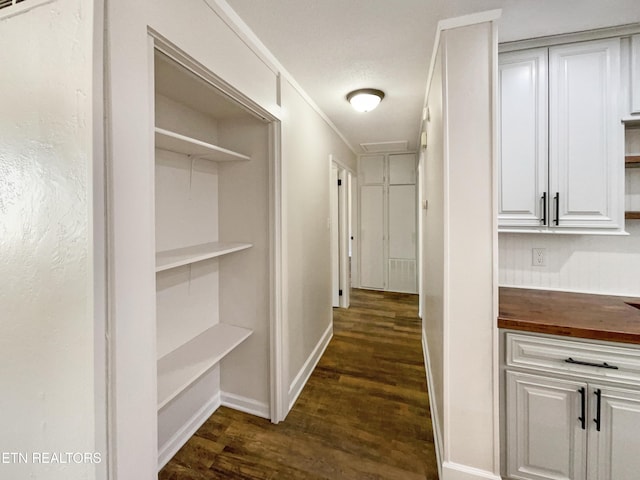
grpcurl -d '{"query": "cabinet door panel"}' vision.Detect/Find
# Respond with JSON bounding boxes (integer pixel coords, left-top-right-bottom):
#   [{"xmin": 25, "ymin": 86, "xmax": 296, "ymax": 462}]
[
  {"xmin": 549, "ymin": 39, "xmax": 622, "ymax": 229},
  {"xmin": 588, "ymin": 385, "xmax": 640, "ymax": 480},
  {"xmin": 498, "ymin": 48, "xmax": 548, "ymax": 228},
  {"xmin": 360, "ymin": 185, "xmax": 385, "ymax": 289},
  {"xmin": 359, "ymin": 155, "xmax": 384, "ymax": 185},
  {"xmin": 507, "ymin": 371, "xmax": 587, "ymax": 480},
  {"xmin": 388, "ymin": 153, "xmax": 416, "ymax": 185}
]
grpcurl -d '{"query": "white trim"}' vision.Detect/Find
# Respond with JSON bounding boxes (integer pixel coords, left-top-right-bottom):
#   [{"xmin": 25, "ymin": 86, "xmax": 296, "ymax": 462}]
[
  {"xmin": 490, "ymin": 18, "xmax": 502, "ymax": 477},
  {"xmin": 332, "ymin": 155, "xmax": 357, "ymax": 175},
  {"xmin": 499, "ymin": 22, "xmax": 640, "ymax": 53},
  {"xmin": 92, "ymin": 1, "xmax": 108, "ymax": 479},
  {"xmin": 422, "ymin": 330, "xmax": 444, "ymax": 480},
  {"xmin": 442, "ymin": 461, "xmax": 503, "ymax": 480},
  {"xmin": 438, "ymin": 9, "xmax": 502, "ymax": 32},
  {"xmin": 420, "ymin": 9, "xmax": 503, "ymax": 151},
  {"xmin": 157, "ymin": 393, "xmax": 221, "ymax": 470},
  {"xmin": 288, "ymin": 322, "xmax": 333, "ymax": 410},
  {"xmin": 221, "ymin": 392, "xmax": 270, "ymax": 419},
  {"xmin": 269, "ymin": 120, "xmax": 287, "ymax": 424},
  {"xmin": 0, "ymin": 0, "xmax": 54, "ymax": 20},
  {"xmin": 205, "ymin": 0, "xmax": 357, "ymax": 156}
]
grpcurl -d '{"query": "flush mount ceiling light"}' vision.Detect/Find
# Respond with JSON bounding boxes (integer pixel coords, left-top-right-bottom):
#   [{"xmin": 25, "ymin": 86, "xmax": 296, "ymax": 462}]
[{"xmin": 346, "ymin": 88, "xmax": 385, "ymax": 112}]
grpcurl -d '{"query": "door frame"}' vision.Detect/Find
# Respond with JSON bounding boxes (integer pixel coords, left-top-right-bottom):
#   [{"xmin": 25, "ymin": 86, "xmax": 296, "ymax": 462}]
[{"xmin": 330, "ymin": 155, "xmax": 354, "ymax": 308}]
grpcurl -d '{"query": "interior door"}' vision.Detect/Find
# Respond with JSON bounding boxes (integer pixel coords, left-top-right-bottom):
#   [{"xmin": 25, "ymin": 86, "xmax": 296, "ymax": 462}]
[
  {"xmin": 360, "ymin": 185, "xmax": 385, "ymax": 289},
  {"xmin": 359, "ymin": 156, "xmax": 385, "ymax": 290},
  {"xmin": 331, "ymin": 163, "xmax": 340, "ymax": 307}
]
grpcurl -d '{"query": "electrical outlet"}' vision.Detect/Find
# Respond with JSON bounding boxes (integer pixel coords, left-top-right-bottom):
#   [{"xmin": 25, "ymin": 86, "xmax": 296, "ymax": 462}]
[{"xmin": 532, "ymin": 248, "xmax": 546, "ymax": 267}]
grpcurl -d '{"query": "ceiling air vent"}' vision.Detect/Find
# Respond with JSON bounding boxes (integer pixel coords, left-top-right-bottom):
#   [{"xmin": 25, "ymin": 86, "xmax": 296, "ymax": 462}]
[
  {"xmin": 0, "ymin": 0, "xmax": 26, "ymax": 10},
  {"xmin": 360, "ymin": 141, "xmax": 408, "ymax": 154}
]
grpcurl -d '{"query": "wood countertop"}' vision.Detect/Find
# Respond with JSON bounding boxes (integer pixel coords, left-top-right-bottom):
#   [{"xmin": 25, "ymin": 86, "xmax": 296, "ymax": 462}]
[{"xmin": 498, "ymin": 287, "xmax": 640, "ymax": 345}]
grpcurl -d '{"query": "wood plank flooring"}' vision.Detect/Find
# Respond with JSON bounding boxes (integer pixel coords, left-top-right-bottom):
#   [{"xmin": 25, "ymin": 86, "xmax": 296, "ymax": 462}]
[{"xmin": 159, "ymin": 288, "xmax": 438, "ymax": 479}]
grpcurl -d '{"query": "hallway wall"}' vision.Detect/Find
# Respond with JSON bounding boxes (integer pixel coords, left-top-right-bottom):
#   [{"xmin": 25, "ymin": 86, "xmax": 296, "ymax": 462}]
[
  {"xmin": 280, "ymin": 78, "xmax": 356, "ymax": 405},
  {"xmin": 0, "ymin": 1, "xmax": 101, "ymax": 479}
]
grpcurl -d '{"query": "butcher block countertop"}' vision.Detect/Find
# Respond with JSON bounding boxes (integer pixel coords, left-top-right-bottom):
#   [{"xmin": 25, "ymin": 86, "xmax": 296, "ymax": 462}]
[{"xmin": 499, "ymin": 287, "xmax": 640, "ymax": 345}]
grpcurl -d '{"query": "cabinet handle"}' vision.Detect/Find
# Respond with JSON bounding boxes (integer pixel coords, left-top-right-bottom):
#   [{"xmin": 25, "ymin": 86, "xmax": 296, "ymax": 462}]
[
  {"xmin": 565, "ymin": 357, "xmax": 619, "ymax": 370},
  {"xmin": 578, "ymin": 387, "xmax": 586, "ymax": 430},
  {"xmin": 553, "ymin": 192, "xmax": 559, "ymax": 226},
  {"xmin": 594, "ymin": 388, "xmax": 602, "ymax": 432},
  {"xmin": 541, "ymin": 192, "xmax": 547, "ymax": 226}
]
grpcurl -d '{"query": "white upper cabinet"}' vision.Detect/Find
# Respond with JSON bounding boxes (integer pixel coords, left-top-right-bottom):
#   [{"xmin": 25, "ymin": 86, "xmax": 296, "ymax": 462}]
[
  {"xmin": 549, "ymin": 39, "xmax": 622, "ymax": 230},
  {"xmin": 498, "ymin": 48, "xmax": 548, "ymax": 228},
  {"xmin": 631, "ymin": 35, "xmax": 640, "ymax": 116},
  {"xmin": 498, "ymin": 38, "xmax": 624, "ymax": 233},
  {"xmin": 360, "ymin": 155, "xmax": 385, "ymax": 185}
]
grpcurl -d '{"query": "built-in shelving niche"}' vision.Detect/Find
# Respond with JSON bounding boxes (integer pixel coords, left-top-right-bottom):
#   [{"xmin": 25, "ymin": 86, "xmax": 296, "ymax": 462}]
[
  {"xmin": 154, "ymin": 48, "xmax": 273, "ymax": 470},
  {"xmin": 626, "ymin": 127, "xmax": 640, "ymax": 220}
]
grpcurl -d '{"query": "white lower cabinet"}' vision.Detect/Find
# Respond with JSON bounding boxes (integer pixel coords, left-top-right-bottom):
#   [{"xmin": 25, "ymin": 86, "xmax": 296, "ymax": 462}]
[
  {"xmin": 507, "ymin": 371, "xmax": 587, "ymax": 480},
  {"xmin": 505, "ymin": 335, "xmax": 640, "ymax": 480},
  {"xmin": 588, "ymin": 385, "xmax": 640, "ymax": 480}
]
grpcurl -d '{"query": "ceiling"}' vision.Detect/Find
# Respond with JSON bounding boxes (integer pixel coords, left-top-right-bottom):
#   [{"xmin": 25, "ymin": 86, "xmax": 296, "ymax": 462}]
[{"xmin": 225, "ymin": 0, "xmax": 640, "ymax": 154}]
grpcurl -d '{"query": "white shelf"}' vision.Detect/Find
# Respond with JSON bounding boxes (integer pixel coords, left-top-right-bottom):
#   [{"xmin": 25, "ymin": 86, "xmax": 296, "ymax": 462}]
[
  {"xmin": 155, "ymin": 127, "xmax": 251, "ymax": 162},
  {"xmin": 157, "ymin": 323, "xmax": 252, "ymax": 410},
  {"xmin": 156, "ymin": 242, "xmax": 252, "ymax": 272}
]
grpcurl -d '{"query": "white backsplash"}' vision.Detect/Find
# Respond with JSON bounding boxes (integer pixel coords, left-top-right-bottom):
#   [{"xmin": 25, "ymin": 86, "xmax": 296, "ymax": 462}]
[{"xmin": 499, "ymin": 223, "xmax": 640, "ymax": 296}]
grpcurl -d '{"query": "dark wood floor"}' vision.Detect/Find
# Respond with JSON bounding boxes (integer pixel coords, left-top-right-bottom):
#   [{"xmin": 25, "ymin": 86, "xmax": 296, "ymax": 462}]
[{"xmin": 159, "ymin": 288, "xmax": 438, "ymax": 479}]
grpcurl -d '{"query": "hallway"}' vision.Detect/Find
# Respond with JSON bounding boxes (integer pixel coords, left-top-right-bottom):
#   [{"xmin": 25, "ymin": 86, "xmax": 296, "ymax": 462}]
[{"xmin": 159, "ymin": 289, "xmax": 437, "ymax": 479}]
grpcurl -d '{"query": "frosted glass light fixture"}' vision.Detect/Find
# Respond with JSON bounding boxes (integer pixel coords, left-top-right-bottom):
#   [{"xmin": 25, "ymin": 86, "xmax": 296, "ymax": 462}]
[{"xmin": 346, "ymin": 88, "xmax": 385, "ymax": 112}]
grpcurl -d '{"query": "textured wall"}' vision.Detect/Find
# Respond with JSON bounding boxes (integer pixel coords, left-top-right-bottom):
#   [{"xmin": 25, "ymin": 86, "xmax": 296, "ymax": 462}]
[{"xmin": 0, "ymin": 1, "xmax": 98, "ymax": 479}]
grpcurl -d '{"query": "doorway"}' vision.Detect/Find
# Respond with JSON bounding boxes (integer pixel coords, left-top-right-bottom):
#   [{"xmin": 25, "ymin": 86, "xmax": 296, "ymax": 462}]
[{"xmin": 331, "ymin": 157, "xmax": 354, "ymax": 308}]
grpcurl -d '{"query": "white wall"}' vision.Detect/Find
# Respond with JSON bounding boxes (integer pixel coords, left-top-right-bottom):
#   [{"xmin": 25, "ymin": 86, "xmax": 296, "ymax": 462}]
[
  {"xmin": 422, "ymin": 46, "xmax": 445, "ymax": 458},
  {"xmin": 0, "ymin": 1, "xmax": 103, "ymax": 479},
  {"xmin": 280, "ymin": 78, "xmax": 356, "ymax": 405},
  {"xmin": 421, "ymin": 13, "xmax": 500, "ymax": 480},
  {"xmin": 499, "ymin": 223, "xmax": 640, "ymax": 296}
]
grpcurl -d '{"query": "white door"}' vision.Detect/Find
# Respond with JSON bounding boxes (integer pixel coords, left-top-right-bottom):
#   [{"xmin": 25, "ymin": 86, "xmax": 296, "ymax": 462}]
[
  {"xmin": 506, "ymin": 371, "xmax": 587, "ymax": 480},
  {"xmin": 387, "ymin": 153, "xmax": 417, "ymax": 293},
  {"xmin": 331, "ymin": 164, "xmax": 340, "ymax": 307},
  {"xmin": 359, "ymin": 155, "xmax": 385, "ymax": 290},
  {"xmin": 587, "ymin": 385, "xmax": 640, "ymax": 480},
  {"xmin": 360, "ymin": 185, "xmax": 385, "ymax": 289},
  {"xmin": 549, "ymin": 38, "xmax": 622, "ymax": 230},
  {"xmin": 498, "ymin": 48, "xmax": 548, "ymax": 228},
  {"xmin": 388, "ymin": 185, "xmax": 416, "ymax": 293}
]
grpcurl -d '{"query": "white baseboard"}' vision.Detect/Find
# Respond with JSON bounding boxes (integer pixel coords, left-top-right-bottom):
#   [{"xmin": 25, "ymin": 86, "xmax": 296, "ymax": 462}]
[
  {"xmin": 442, "ymin": 461, "xmax": 502, "ymax": 480},
  {"xmin": 288, "ymin": 322, "xmax": 333, "ymax": 411},
  {"xmin": 421, "ymin": 332, "xmax": 502, "ymax": 480},
  {"xmin": 221, "ymin": 391, "xmax": 270, "ymax": 419},
  {"xmin": 422, "ymin": 329, "xmax": 444, "ymax": 480},
  {"xmin": 157, "ymin": 392, "xmax": 221, "ymax": 470}
]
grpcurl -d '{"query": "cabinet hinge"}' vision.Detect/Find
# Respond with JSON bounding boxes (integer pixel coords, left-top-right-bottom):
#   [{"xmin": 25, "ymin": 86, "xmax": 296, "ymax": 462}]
[
  {"xmin": 339, "ymin": 289, "xmax": 343, "ymax": 296},
  {"xmin": 338, "ymin": 179, "xmax": 342, "ymax": 186}
]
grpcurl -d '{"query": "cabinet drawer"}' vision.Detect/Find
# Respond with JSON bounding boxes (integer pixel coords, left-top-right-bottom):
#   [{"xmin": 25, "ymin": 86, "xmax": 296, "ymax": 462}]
[{"xmin": 506, "ymin": 332, "xmax": 640, "ymax": 383}]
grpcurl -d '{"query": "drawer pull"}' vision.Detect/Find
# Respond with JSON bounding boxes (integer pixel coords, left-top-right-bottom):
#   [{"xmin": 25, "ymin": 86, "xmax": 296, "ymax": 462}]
[{"xmin": 565, "ymin": 357, "xmax": 619, "ymax": 370}]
